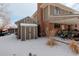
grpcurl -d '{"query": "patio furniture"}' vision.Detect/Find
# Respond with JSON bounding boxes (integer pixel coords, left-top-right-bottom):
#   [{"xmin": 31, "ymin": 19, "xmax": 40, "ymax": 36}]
[{"xmin": 56, "ymin": 29, "xmax": 79, "ymax": 41}]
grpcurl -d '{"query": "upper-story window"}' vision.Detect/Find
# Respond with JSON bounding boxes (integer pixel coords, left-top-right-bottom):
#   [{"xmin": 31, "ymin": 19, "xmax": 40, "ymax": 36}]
[
  {"xmin": 50, "ymin": 6, "xmax": 60, "ymax": 16},
  {"xmin": 54, "ymin": 7, "xmax": 60, "ymax": 16},
  {"xmin": 75, "ymin": 24, "xmax": 77, "ymax": 27}
]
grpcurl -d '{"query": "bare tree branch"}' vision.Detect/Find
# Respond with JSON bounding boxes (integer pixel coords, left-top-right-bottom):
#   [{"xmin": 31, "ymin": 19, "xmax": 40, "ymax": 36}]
[{"xmin": 0, "ymin": 3, "xmax": 10, "ymax": 30}]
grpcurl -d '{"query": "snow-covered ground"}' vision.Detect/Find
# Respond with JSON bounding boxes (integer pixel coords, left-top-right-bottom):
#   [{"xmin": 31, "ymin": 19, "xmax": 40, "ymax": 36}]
[{"xmin": 0, "ymin": 34, "xmax": 79, "ymax": 56}]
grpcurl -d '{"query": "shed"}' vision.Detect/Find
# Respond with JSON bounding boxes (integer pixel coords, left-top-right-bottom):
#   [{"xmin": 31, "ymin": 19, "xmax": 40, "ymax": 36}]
[
  {"xmin": 20, "ymin": 23, "xmax": 38, "ymax": 41},
  {"xmin": 15, "ymin": 16, "xmax": 38, "ymax": 40}
]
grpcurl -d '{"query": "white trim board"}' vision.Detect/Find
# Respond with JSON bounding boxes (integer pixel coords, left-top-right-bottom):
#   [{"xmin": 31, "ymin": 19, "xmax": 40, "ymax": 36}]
[{"xmin": 20, "ymin": 23, "xmax": 38, "ymax": 27}]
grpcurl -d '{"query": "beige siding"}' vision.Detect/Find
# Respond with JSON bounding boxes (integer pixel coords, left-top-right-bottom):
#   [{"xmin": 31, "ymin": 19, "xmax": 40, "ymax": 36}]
[
  {"xmin": 21, "ymin": 26, "xmax": 25, "ymax": 40},
  {"xmin": 33, "ymin": 16, "xmax": 38, "ymax": 24},
  {"xmin": 26, "ymin": 27, "xmax": 29, "ymax": 39},
  {"xmin": 44, "ymin": 6, "xmax": 48, "ymax": 20},
  {"xmin": 50, "ymin": 5, "xmax": 54, "ymax": 15},
  {"xmin": 17, "ymin": 24, "xmax": 21, "ymax": 39},
  {"xmin": 20, "ymin": 25, "xmax": 38, "ymax": 40}
]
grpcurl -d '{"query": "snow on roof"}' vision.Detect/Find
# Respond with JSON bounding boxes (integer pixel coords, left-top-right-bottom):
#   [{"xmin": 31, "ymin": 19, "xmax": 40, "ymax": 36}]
[
  {"xmin": 11, "ymin": 23, "xmax": 17, "ymax": 28},
  {"xmin": 74, "ymin": 11, "xmax": 79, "ymax": 14},
  {"xmin": 20, "ymin": 23, "xmax": 37, "ymax": 27},
  {"xmin": 4, "ymin": 23, "xmax": 17, "ymax": 29}
]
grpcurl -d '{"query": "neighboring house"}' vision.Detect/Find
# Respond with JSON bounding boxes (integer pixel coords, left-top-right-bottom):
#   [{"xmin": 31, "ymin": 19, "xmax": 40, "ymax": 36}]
[
  {"xmin": 3, "ymin": 23, "xmax": 17, "ymax": 34},
  {"xmin": 15, "ymin": 16, "xmax": 38, "ymax": 40},
  {"xmin": 31, "ymin": 3, "xmax": 79, "ymax": 36},
  {"xmin": 7, "ymin": 25, "xmax": 17, "ymax": 34},
  {"xmin": 8, "ymin": 28, "xmax": 17, "ymax": 34}
]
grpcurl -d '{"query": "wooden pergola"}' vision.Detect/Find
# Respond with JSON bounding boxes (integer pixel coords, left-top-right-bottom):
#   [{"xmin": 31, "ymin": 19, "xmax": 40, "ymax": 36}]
[{"xmin": 48, "ymin": 14, "xmax": 79, "ymax": 24}]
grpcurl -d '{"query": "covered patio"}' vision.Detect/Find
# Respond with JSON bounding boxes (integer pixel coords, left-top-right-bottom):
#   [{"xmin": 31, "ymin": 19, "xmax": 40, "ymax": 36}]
[{"xmin": 48, "ymin": 14, "xmax": 79, "ymax": 40}]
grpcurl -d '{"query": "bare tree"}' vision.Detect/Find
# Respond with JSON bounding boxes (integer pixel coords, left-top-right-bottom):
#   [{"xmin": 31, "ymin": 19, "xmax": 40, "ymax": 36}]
[{"xmin": 0, "ymin": 3, "xmax": 10, "ymax": 31}]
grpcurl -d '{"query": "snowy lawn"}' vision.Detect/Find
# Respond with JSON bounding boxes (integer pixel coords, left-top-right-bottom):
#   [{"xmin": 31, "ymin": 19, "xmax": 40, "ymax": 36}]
[{"xmin": 0, "ymin": 34, "xmax": 79, "ymax": 56}]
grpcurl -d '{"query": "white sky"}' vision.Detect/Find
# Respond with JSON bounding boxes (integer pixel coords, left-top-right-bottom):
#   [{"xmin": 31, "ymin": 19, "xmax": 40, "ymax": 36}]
[{"xmin": 8, "ymin": 3, "xmax": 37, "ymax": 23}]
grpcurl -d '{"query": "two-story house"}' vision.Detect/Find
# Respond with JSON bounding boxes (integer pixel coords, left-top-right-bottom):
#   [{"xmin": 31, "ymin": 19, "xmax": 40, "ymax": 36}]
[{"xmin": 32, "ymin": 3, "xmax": 79, "ymax": 37}]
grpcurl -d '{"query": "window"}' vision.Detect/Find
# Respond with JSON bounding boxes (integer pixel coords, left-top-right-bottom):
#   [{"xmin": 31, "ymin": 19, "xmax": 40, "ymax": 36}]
[
  {"xmin": 75, "ymin": 24, "xmax": 77, "ymax": 27},
  {"xmin": 50, "ymin": 6, "xmax": 60, "ymax": 16},
  {"xmin": 54, "ymin": 23, "xmax": 60, "ymax": 28},
  {"xmin": 54, "ymin": 7, "xmax": 60, "ymax": 15}
]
